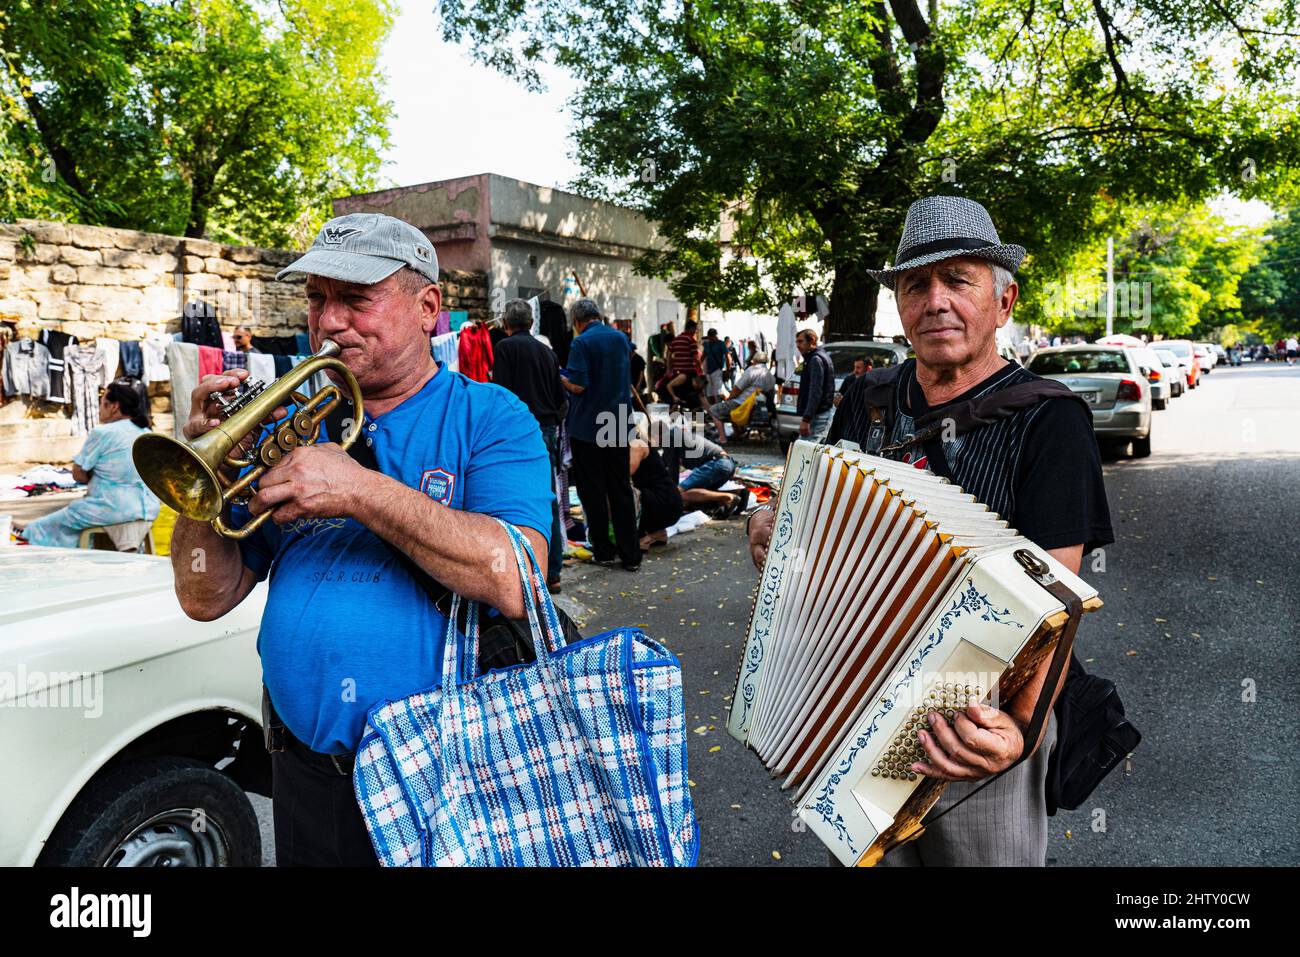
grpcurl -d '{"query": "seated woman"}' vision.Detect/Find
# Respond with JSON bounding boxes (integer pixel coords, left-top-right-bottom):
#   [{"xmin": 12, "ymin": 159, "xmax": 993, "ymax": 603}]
[
  {"xmin": 18, "ymin": 378, "xmax": 160, "ymax": 549},
  {"xmin": 630, "ymin": 430, "xmax": 684, "ymax": 552}
]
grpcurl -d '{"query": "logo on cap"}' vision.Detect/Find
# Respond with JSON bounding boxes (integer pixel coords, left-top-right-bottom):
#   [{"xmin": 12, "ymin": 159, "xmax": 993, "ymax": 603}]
[{"xmin": 322, "ymin": 225, "xmax": 363, "ymax": 245}]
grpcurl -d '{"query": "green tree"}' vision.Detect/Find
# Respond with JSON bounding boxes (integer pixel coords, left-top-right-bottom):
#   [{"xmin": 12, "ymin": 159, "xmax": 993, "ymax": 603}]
[
  {"xmin": 0, "ymin": 0, "xmax": 394, "ymax": 246},
  {"xmin": 439, "ymin": 0, "xmax": 1300, "ymax": 336},
  {"xmin": 1239, "ymin": 208, "xmax": 1300, "ymax": 337}
]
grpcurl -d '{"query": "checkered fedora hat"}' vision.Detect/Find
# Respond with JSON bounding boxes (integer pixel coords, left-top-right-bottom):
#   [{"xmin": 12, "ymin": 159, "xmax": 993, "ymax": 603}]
[{"xmin": 867, "ymin": 195, "xmax": 1026, "ymax": 289}]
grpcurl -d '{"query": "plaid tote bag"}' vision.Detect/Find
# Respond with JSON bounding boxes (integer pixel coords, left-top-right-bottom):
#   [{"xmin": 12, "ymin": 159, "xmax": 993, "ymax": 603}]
[{"xmin": 353, "ymin": 520, "xmax": 699, "ymax": 866}]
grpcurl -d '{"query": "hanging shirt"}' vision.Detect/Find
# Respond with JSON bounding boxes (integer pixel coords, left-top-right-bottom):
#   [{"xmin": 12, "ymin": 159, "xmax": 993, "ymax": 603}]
[
  {"xmin": 2, "ymin": 339, "xmax": 51, "ymax": 399},
  {"xmin": 119, "ymin": 341, "xmax": 144, "ymax": 378},
  {"xmin": 234, "ymin": 367, "xmax": 553, "ymax": 754},
  {"xmin": 38, "ymin": 329, "xmax": 77, "ymax": 404},
  {"xmin": 457, "ymin": 322, "xmax": 494, "ymax": 383},
  {"xmin": 142, "ymin": 334, "xmax": 172, "ymax": 382},
  {"xmin": 197, "ymin": 345, "xmax": 224, "ymax": 379}
]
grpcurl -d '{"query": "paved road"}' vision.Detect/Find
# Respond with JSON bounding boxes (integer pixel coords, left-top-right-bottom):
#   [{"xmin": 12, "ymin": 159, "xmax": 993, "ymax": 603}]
[{"xmin": 255, "ymin": 362, "xmax": 1299, "ymax": 866}]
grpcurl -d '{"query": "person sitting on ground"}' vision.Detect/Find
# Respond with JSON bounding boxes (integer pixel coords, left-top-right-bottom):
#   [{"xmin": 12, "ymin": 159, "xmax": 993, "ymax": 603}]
[
  {"xmin": 17, "ymin": 378, "xmax": 161, "ymax": 549},
  {"xmin": 707, "ymin": 350, "xmax": 777, "ymax": 442},
  {"xmin": 629, "ymin": 416, "xmax": 684, "ymax": 551},
  {"xmin": 660, "ymin": 416, "xmax": 744, "ymax": 517}
]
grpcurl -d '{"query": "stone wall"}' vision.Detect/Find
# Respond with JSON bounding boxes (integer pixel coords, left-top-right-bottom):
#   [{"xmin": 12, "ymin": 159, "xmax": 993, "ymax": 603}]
[{"xmin": 0, "ymin": 219, "xmax": 488, "ymax": 467}]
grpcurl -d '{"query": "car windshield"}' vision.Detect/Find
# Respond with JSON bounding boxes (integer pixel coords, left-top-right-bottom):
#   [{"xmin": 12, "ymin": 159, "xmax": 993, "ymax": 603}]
[
  {"xmin": 1158, "ymin": 341, "xmax": 1192, "ymax": 357},
  {"xmin": 1155, "ymin": 350, "xmax": 1178, "ymax": 364},
  {"xmin": 1027, "ymin": 351, "xmax": 1130, "ymax": 375},
  {"xmin": 823, "ymin": 343, "xmax": 902, "ymax": 374}
]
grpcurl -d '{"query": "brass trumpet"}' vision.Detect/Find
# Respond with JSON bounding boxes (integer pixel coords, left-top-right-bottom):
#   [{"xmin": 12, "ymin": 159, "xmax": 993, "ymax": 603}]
[{"xmin": 132, "ymin": 339, "xmax": 365, "ymax": 539}]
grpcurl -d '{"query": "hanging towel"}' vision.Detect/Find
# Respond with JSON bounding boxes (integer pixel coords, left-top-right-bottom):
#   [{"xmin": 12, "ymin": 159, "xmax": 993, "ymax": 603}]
[
  {"xmin": 272, "ymin": 354, "xmax": 293, "ymax": 377},
  {"xmin": 167, "ymin": 341, "xmax": 200, "ymax": 439},
  {"xmin": 434, "ymin": 311, "xmax": 451, "ymax": 336},
  {"xmin": 38, "ymin": 329, "xmax": 77, "ymax": 403},
  {"xmin": 457, "ymin": 322, "xmax": 493, "ymax": 382},
  {"xmin": 197, "ymin": 345, "xmax": 224, "ymax": 379},
  {"xmin": 247, "ymin": 352, "xmax": 277, "ymax": 387},
  {"xmin": 120, "ymin": 340, "xmax": 144, "ymax": 378},
  {"xmin": 295, "ymin": 332, "xmax": 311, "ymax": 354},
  {"xmin": 221, "ymin": 331, "xmax": 237, "ymax": 352},
  {"xmin": 222, "ymin": 350, "xmax": 248, "ymax": 371}
]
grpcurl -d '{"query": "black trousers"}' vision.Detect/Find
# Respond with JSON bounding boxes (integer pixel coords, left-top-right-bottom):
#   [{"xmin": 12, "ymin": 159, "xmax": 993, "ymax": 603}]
[
  {"xmin": 570, "ymin": 437, "xmax": 639, "ymax": 567},
  {"xmin": 264, "ymin": 690, "xmax": 378, "ymax": 867}
]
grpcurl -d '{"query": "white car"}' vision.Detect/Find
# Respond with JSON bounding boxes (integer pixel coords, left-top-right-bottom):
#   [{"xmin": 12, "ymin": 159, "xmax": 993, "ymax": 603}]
[
  {"xmin": 1131, "ymin": 347, "xmax": 1173, "ymax": 409},
  {"xmin": 1193, "ymin": 343, "xmax": 1216, "ymax": 373},
  {"xmin": 1153, "ymin": 349, "xmax": 1186, "ymax": 398},
  {"xmin": 0, "ymin": 547, "xmax": 267, "ymax": 866}
]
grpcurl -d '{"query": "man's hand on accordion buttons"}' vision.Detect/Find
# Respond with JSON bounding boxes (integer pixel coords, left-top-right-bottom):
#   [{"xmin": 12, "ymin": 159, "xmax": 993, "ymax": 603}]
[
  {"xmin": 747, "ymin": 506, "xmax": 776, "ymax": 569},
  {"xmin": 912, "ymin": 701, "xmax": 1024, "ymax": 782},
  {"xmin": 248, "ymin": 443, "xmax": 364, "ymax": 525}
]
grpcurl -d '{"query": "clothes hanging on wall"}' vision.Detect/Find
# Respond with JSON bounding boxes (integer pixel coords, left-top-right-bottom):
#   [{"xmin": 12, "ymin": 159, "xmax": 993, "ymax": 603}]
[
  {"xmin": 38, "ymin": 329, "xmax": 77, "ymax": 404},
  {"xmin": 272, "ymin": 354, "xmax": 294, "ymax": 377},
  {"xmin": 251, "ymin": 335, "xmax": 300, "ymax": 356},
  {"xmin": 458, "ymin": 321, "xmax": 494, "ymax": 382},
  {"xmin": 181, "ymin": 305, "xmax": 223, "ymax": 348},
  {"xmin": 434, "ymin": 311, "xmax": 451, "ymax": 337},
  {"xmin": 166, "ymin": 341, "xmax": 200, "ymax": 439},
  {"xmin": 119, "ymin": 340, "xmax": 144, "ymax": 378},
  {"xmin": 66, "ymin": 344, "xmax": 105, "ymax": 436},
  {"xmin": 2, "ymin": 339, "xmax": 51, "ymax": 400},
  {"xmin": 431, "ymin": 331, "xmax": 459, "ymax": 372},
  {"xmin": 247, "ymin": 352, "xmax": 277, "ymax": 386},
  {"xmin": 222, "ymin": 351, "xmax": 248, "ymax": 371},
  {"xmin": 142, "ymin": 334, "xmax": 172, "ymax": 382},
  {"xmin": 295, "ymin": 332, "xmax": 311, "ymax": 355},
  {"xmin": 95, "ymin": 337, "xmax": 121, "ymax": 384},
  {"xmin": 197, "ymin": 345, "xmax": 224, "ymax": 379}
]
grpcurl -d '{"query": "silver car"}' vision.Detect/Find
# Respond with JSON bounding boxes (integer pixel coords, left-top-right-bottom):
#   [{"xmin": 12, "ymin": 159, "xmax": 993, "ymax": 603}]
[
  {"xmin": 1026, "ymin": 345, "xmax": 1153, "ymax": 457},
  {"xmin": 1153, "ymin": 348, "xmax": 1186, "ymax": 398},
  {"xmin": 775, "ymin": 339, "xmax": 910, "ymax": 452}
]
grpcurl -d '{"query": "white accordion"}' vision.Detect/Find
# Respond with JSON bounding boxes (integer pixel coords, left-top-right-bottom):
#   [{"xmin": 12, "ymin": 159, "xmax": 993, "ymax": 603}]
[{"xmin": 729, "ymin": 440, "xmax": 1101, "ymax": 866}]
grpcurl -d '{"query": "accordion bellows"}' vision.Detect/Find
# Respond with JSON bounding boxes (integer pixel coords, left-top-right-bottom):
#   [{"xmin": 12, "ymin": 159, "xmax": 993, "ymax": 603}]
[{"xmin": 729, "ymin": 440, "xmax": 1100, "ymax": 866}]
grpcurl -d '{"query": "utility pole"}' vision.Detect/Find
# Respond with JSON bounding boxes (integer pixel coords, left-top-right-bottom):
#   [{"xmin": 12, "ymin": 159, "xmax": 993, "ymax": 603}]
[{"xmin": 1105, "ymin": 236, "xmax": 1114, "ymax": 338}]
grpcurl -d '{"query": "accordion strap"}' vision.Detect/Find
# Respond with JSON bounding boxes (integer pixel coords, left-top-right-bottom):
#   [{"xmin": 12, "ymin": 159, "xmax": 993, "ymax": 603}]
[{"xmin": 924, "ymin": 550, "xmax": 1083, "ymax": 825}]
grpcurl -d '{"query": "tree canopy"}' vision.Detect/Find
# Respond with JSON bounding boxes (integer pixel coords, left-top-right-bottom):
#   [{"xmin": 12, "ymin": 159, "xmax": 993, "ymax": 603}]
[
  {"xmin": 0, "ymin": 0, "xmax": 395, "ymax": 246},
  {"xmin": 1239, "ymin": 208, "xmax": 1300, "ymax": 338},
  {"xmin": 440, "ymin": 0, "xmax": 1300, "ymax": 336}
]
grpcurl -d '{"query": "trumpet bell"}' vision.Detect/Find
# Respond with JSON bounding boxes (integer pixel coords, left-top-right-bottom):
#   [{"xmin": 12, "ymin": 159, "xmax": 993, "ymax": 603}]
[{"xmin": 132, "ymin": 431, "xmax": 225, "ymax": 522}]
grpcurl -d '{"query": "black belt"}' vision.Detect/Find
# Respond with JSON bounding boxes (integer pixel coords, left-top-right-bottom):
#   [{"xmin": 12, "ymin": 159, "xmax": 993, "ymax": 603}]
[{"xmin": 285, "ymin": 729, "xmax": 356, "ymax": 777}]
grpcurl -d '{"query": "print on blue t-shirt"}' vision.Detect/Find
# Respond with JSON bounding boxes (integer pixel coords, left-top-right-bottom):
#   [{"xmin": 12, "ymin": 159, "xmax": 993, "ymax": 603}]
[{"xmin": 235, "ymin": 367, "xmax": 552, "ymax": 754}]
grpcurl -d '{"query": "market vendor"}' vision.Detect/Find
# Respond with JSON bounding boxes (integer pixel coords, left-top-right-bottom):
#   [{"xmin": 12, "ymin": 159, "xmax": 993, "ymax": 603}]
[{"xmin": 17, "ymin": 378, "xmax": 160, "ymax": 548}]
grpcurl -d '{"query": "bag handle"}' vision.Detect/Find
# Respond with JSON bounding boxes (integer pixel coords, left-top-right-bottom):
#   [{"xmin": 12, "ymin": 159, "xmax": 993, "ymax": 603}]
[{"xmin": 439, "ymin": 521, "xmax": 566, "ymax": 694}]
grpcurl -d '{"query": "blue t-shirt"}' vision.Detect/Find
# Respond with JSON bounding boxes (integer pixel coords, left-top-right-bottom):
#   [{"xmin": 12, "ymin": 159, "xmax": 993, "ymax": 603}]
[
  {"xmin": 703, "ymin": 338, "xmax": 726, "ymax": 373},
  {"xmin": 237, "ymin": 368, "xmax": 553, "ymax": 754},
  {"xmin": 564, "ymin": 322, "xmax": 632, "ymax": 442}
]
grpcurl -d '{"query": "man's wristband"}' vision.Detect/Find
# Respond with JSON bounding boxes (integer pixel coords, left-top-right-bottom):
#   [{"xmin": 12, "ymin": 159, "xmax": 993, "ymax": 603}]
[{"xmin": 745, "ymin": 503, "xmax": 776, "ymax": 538}]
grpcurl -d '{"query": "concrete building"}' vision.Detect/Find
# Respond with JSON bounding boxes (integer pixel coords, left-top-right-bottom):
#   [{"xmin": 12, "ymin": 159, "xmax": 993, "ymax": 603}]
[{"xmin": 334, "ymin": 173, "xmax": 707, "ymax": 351}]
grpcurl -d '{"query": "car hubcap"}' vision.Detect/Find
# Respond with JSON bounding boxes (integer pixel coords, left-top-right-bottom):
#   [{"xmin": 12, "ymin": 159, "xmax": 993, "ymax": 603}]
[{"xmin": 106, "ymin": 808, "xmax": 230, "ymax": 867}]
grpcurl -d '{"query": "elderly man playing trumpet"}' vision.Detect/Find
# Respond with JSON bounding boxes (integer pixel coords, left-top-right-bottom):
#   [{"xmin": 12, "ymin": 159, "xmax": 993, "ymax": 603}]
[{"xmin": 169, "ymin": 213, "xmax": 554, "ymax": 867}]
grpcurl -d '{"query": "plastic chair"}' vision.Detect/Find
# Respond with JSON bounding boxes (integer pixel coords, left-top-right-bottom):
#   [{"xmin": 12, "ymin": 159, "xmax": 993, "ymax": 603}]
[{"xmin": 78, "ymin": 521, "xmax": 155, "ymax": 554}]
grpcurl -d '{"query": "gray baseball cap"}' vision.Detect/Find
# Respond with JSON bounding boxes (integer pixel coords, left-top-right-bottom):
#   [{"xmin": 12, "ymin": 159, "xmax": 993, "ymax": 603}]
[{"xmin": 276, "ymin": 212, "xmax": 439, "ymax": 285}]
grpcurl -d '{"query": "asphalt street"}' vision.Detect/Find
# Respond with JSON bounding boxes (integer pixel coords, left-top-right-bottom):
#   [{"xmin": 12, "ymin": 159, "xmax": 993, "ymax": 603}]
[{"xmin": 254, "ymin": 362, "xmax": 1299, "ymax": 867}]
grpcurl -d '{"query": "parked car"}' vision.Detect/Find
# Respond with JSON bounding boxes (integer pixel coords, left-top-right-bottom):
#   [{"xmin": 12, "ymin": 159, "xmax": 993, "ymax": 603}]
[
  {"xmin": 1130, "ymin": 346, "xmax": 1172, "ymax": 410},
  {"xmin": 1193, "ymin": 343, "xmax": 1216, "ymax": 373},
  {"xmin": 0, "ymin": 547, "xmax": 268, "ymax": 866},
  {"xmin": 776, "ymin": 338, "xmax": 911, "ymax": 452},
  {"xmin": 1153, "ymin": 348, "xmax": 1186, "ymax": 398},
  {"xmin": 1154, "ymin": 340, "xmax": 1200, "ymax": 389},
  {"xmin": 1209, "ymin": 344, "xmax": 1228, "ymax": 365},
  {"xmin": 1025, "ymin": 345, "xmax": 1152, "ymax": 457}
]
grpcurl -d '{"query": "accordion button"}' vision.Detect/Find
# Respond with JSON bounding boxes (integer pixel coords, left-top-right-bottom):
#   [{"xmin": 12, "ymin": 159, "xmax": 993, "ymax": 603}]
[{"xmin": 871, "ymin": 768, "xmax": 880, "ymax": 777}]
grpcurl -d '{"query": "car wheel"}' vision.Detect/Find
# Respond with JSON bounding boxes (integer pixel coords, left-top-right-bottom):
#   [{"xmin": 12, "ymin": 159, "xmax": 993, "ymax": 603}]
[
  {"xmin": 37, "ymin": 756, "xmax": 260, "ymax": 867},
  {"xmin": 1153, "ymin": 398, "xmax": 1167, "ymax": 411},
  {"xmin": 1131, "ymin": 434, "xmax": 1152, "ymax": 458}
]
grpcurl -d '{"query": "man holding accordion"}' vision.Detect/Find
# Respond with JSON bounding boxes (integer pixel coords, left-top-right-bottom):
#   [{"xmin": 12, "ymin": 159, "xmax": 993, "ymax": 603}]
[{"xmin": 747, "ymin": 196, "xmax": 1113, "ymax": 866}]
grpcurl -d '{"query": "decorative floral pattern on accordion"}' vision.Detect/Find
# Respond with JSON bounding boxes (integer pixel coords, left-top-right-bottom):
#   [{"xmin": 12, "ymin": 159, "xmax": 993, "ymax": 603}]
[{"xmin": 808, "ymin": 580, "xmax": 1021, "ymax": 853}]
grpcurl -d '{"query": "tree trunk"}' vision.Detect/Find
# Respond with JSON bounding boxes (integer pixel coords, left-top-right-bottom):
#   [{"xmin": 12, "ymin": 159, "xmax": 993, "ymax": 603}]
[{"xmin": 827, "ymin": 257, "xmax": 883, "ymax": 339}]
